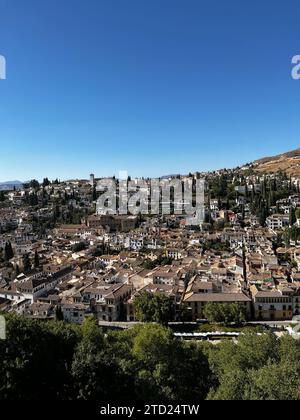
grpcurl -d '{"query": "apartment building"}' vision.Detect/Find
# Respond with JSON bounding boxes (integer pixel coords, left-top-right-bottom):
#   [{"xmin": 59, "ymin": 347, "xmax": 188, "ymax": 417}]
[
  {"xmin": 84, "ymin": 283, "xmax": 132, "ymax": 322},
  {"xmin": 266, "ymin": 214, "xmax": 290, "ymax": 230},
  {"xmin": 251, "ymin": 286, "xmax": 293, "ymax": 320}
]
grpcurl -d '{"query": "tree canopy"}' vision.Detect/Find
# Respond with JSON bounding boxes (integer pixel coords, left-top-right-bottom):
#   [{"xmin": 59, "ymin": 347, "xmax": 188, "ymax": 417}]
[
  {"xmin": 0, "ymin": 315, "xmax": 300, "ymax": 401},
  {"xmin": 203, "ymin": 303, "xmax": 248, "ymax": 325},
  {"xmin": 134, "ymin": 292, "xmax": 175, "ymax": 325}
]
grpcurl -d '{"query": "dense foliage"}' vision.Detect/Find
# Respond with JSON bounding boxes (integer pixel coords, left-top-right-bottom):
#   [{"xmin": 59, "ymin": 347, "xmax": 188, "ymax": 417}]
[
  {"xmin": 134, "ymin": 292, "xmax": 174, "ymax": 325},
  {"xmin": 203, "ymin": 303, "xmax": 248, "ymax": 325},
  {"xmin": 0, "ymin": 315, "xmax": 300, "ymax": 401}
]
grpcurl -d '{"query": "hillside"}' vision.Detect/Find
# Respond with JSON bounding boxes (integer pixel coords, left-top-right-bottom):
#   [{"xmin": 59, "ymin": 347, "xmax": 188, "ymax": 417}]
[{"xmin": 253, "ymin": 148, "xmax": 300, "ymax": 176}]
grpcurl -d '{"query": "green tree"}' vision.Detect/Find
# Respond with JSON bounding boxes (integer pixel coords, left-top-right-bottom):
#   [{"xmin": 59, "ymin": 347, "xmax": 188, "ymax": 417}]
[
  {"xmin": 15, "ymin": 264, "xmax": 20, "ymax": 277},
  {"xmin": 206, "ymin": 332, "xmax": 280, "ymax": 400},
  {"xmin": 0, "ymin": 315, "xmax": 80, "ymax": 400},
  {"xmin": 290, "ymin": 207, "xmax": 297, "ymax": 226},
  {"xmin": 130, "ymin": 324, "xmax": 211, "ymax": 400},
  {"xmin": 22, "ymin": 254, "xmax": 31, "ymax": 273},
  {"xmin": 4, "ymin": 242, "xmax": 14, "ymax": 261},
  {"xmin": 203, "ymin": 303, "xmax": 247, "ymax": 325},
  {"xmin": 34, "ymin": 250, "xmax": 40, "ymax": 268},
  {"xmin": 28, "ymin": 179, "xmax": 40, "ymax": 190},
  {"xmin": 42, "ymin": 178, "xmax": 50, "ymax": 187},
  {"xmin": 71, "ymin": 318, "xmax": 127, "ymax": 400},
  {"xmin": 0, "ymin": 191, "xmax": 6, "ymax": 202},
  {"xmin": 55, "ymin": 306, "xmax": 64, "ymax": 322},
  {"xmin": 246, "ymin": 361, "xmax": 300, "ymax": 400},
  {"xmin": 207, "ymin": 369, "xmax": 250, "ymax": 400},
  {"xmin": 134, "ymin": 292, "xmax": 174, "ymax": 325},
  {"xmin": 72, "ymin": 242, "xmax": 87, "ymax": 253}
]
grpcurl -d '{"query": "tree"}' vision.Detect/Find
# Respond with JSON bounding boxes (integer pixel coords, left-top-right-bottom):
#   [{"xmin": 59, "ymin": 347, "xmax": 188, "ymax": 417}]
[
  {"xmin": 34, "ymin": 250, "xmax": 40, "ymax": 268},
  {"xmin": 55, "ymin": 306, "xmax": 64, "ymax": 321},
  {"xmin": 2, "ymin": 315, "xmax": 300, "ymax": 401},
  {"xmin": 72, "ymin": 242, "xmax": 87, "ymax": 253},
  {"xmin": 71, "ymin": 318, "xmax": 127, "ymax": 400},
  {"xmin": 203, "ymin": 303, "xmax": 247, "ymax": 325},
  {"xmin": 245, "ymin": 361, "xmax": 300, "ymax": 400},
  {"xmin": 15, "ymin": 264, "xmax": 20, "ymax": 277},
  {"xmin": 0, "ymin": 191, "xmax": 6, "ymax": 202},
  {"xmin": 129, "ymin": 324, "xmax": 211, "ymax": 400},
  {"xmin": 134, "ymin": 292, "xmax": 174, "ymax": 325},
  {"xmin": 143, "ymin": 260, "xmax": 157, "ymax": 270},
  {"xmin": 283, "ymin": 226, "xmax": 300, "ymax": 245},
  {"xmin": 28, "ymin": 179, "xmax": 40, "ymax": 190},
  {"xmin": 207, "ymin": 369, "xmax": 250, "ymax": 400},
  {"xmin": 4, "ymin": 242, "xmax": 14, "ymax": 261},
  {"xmin": 0, "ymin": 315, "xmax": 80, "ymax": 400},
  {"xmin": 290, "ymin": 207, "xmax": 297, "ymax": 226},
  {"xmin": 258, "ymin": 201, "xmax": 268, "ymax": 226},
  {"xmin": 206, "ymin": 332, "xmax": 280, "ymax": 400},
  {"xmin": 92, "ymin": 185, "xmax": 97, "ymax": 201},
  {"xmin": 42, "ymin": 178, "xmax": 50, "ymax": 187},
  {"xmin": 22, "ymin": 254, "xmax": 31, "ymax": 273}
]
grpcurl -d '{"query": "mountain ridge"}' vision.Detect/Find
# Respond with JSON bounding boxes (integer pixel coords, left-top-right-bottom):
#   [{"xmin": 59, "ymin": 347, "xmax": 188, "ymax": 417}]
[{"xmin": 0, "ymin": 180, "xmax": 23, "ymax": 191}]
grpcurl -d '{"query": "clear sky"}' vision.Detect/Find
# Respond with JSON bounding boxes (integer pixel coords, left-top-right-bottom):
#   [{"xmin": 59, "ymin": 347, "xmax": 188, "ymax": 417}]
[{"xmin": 0, "ymin": 0, "xmax": 300, "ymax": 182}]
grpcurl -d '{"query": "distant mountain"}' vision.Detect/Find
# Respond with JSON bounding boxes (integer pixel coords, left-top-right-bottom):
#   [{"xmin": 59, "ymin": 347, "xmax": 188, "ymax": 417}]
[
  {"xmin": 253, "ymin": 148, "xmax": 300, "ymax": 176},
  {"xmin": 0, "ymin": 180, "xmax": 23, "ymax": 191}
]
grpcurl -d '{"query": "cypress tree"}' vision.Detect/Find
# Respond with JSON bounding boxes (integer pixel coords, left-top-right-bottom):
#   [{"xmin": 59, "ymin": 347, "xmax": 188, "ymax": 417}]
[
  {"xmin": 290, "ymin": 207, "xmax": 296, "ymax": 226},
  {"xmin": 22, "ymin": 254, "xmax": 31, "ymax": 273},
  {"xmin": 34, "ymin": 250, "xmax": 40, "ymax": 268},
  {"xmin": 4, "ymin": 242, "xmax": 14, "ymax": 261}
]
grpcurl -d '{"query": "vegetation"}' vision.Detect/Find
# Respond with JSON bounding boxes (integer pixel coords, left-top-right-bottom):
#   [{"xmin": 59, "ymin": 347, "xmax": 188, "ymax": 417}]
[
  {"xmin": 142, "ymin": 256, "xmax": 173, "ymax": 270},
  {"xmin": 134, "ymin": 292, "xmax": 174, "ymax": 325},
  {"xmin": 0, "ymin": 315, "xmax": 299, "ymax": 401},
  {"xmin": 202, "ymin": 241, "xmax": 231, "ymax": 253},
  {"xmin": 22, "ymin": 254, "xmax": 31, "ymax": 274},
  {"xmin": 207, "ymin": 171, "xmax": 299, "ymax": 228},
  {"xmin": 0, "ymin": 315, "xmax": 209, "ymax": 401},
  {"xmin": 283, "ymin": 226, "xmax": 300, "ymax": 246},
  {"xmin": 203, "ymin": 303, "xmax": 248, "ymax": 325},
  {"xmin": 4, "ymin": 242, "xmax": 14, "ymax": 261},
  {"xmin": 0, "ymin": 191, "xmax": 7, "ymax": 202},
  {"xmin": 206, "ymin": 333, "xmax": 300, "ymax": 400},
  {"xmin": 72, "ymin": 242, "xmax": 87, "ymax": 253}
]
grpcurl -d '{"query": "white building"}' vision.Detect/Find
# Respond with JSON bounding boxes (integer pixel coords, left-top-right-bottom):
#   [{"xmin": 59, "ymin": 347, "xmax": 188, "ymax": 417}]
[{"xmin": 266, "ymin": 214, "xmax": 290, "ymax": 230}]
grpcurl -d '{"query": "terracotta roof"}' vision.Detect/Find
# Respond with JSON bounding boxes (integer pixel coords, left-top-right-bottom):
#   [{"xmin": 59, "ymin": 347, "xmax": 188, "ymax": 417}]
[{"xmin": 184, "ymin": 292, "xmax": 251, "ymax": 303}]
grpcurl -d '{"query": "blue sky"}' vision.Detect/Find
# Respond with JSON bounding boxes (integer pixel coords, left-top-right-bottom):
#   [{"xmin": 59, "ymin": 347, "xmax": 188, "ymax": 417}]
[{"xmin": 0, "ymin": 0, "xmax": 300, "ymax": 181}]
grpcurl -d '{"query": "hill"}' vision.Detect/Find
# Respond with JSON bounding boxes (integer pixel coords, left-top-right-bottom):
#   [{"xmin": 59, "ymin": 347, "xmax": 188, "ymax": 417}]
[
  {"xmin": 253, "ymin": 148, "xmax": 300, "ymax": 176},
  {"xmin": 0, "ymin": 180, "xmax": 23, "ymax": 191}
]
